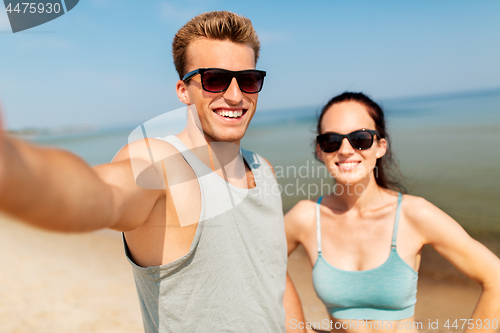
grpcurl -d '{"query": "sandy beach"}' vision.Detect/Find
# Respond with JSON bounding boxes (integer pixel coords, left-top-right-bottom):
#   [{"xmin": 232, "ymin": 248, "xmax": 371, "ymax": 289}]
[
  {"xmin": 0, "ymin": 214, "xmax": 143, "ymax": 333},
  {"xmin": 0, "ymin": 213, "xmax": 489, "ymax": 333}
]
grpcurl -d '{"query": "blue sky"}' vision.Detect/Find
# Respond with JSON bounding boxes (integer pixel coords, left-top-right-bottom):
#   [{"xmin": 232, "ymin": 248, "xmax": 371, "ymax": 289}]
[{"xmin": 1, "ymin": 0, "xmax": 499, "ymax": 130}]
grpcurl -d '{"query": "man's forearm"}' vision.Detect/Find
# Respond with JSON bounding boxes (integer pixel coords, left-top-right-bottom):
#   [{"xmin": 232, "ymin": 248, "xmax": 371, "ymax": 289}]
[{"xmin": 0, "ymin": 136, "xmax": 116, "ymax": 231}]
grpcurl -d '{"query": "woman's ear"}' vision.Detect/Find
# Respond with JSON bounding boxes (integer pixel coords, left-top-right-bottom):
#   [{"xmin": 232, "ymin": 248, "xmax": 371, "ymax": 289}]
[
  {"xmin": 176, "ymin": 80, "xmax": 190, "ymax": 104},
  {"xmin": 376, "ymin": 138, "xmax": 387, "ymax": 159},
  {"xmin": 316, "ymin": 144, "xmax": 325, "ymax": 163}
]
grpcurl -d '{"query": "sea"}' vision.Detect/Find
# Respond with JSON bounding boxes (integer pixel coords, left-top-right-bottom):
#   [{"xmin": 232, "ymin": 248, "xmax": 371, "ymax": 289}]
[{"xmin": 28, "ymin": 89, "xmax": 500, "ymax": 238}]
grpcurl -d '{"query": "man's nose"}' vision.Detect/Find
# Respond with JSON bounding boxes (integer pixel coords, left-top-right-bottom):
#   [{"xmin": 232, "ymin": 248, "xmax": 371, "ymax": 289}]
[{"xmin": 223, "ymin": 77, "xmax": 244, "ymax": 104}]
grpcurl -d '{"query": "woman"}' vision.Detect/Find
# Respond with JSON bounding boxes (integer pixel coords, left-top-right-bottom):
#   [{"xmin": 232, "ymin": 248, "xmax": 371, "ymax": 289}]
[{"xmin": 285, "ymin": 92, "xmax": 500, "ymax": 333}]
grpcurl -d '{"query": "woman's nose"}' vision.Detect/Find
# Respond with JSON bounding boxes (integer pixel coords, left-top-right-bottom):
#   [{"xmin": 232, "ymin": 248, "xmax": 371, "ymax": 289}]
[{"xmin": 338, "ymin": 137, "xmax": 355, "ymax": 155}]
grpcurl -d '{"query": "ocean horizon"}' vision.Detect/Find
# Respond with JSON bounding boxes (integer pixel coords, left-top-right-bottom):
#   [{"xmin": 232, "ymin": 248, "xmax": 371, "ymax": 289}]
[{"xmin": 20, "ymin": 88, "xmax": 500, "ymax": 238}]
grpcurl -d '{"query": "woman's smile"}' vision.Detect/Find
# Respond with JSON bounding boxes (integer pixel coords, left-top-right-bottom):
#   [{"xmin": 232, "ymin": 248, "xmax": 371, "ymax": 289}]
[{"xmin": 335, "ymin": 160, "xmax": 361, "ymax": 172}]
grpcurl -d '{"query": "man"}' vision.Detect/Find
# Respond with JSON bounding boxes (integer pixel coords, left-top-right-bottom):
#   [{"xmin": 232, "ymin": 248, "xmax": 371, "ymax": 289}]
[{"xmin": 0, "ymin": 11, "xmax": 306, "ymax": 332}]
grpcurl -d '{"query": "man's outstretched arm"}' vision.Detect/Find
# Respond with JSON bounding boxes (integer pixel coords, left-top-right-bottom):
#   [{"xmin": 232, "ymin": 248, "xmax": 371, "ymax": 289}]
[{"xmin": 0, "ymin": 132, "xmax": 163, "ymax": 232}]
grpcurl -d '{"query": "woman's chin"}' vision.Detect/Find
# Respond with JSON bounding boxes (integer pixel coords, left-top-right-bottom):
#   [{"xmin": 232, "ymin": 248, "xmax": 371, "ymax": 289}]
[{"xmin": 331, "ymin": 176, "xmax": 373, "ymax": 195}]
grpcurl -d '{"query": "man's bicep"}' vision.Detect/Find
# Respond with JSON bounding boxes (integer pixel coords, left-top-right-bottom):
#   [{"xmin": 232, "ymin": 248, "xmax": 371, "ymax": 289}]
[{"xmin": 94, "ymin": 159, "xmax": 164, "ymax": 232}]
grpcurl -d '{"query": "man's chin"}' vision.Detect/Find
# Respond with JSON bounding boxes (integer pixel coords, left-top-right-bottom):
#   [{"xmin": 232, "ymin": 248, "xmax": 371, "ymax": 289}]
[{"xmin": 205, "ymin": 131, "xmax": 245, "ymax": 144}]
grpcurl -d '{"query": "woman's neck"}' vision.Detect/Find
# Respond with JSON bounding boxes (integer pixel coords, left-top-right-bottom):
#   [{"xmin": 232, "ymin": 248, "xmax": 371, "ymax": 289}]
[{"xmin": 330, "ymin": 175, "xmax": 385, "ymax": 212}]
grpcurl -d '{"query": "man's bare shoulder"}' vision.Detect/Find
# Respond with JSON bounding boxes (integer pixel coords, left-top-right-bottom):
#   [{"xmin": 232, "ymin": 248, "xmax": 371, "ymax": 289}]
[
  {"xmin": 112, "ymin": 138, "xmax": 179, "ymax": 163},
  {"xmin": 101, "ymin": 137, "xmax": 194, "ymax": 195},
  {"xmin": 90, "ymin": 139, "xmax": 174, "ymax": 232}
]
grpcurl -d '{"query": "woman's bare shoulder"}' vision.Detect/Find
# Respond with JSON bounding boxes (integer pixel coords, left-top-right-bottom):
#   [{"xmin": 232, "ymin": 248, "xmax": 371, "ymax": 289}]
[
  {"xmin": 401, "ymin": 193, "xmax": 467, "ymax": 244},
  {"xmin": 285, "ymin": 199, "xmax": 318, "ymax": 229},
  {"xmin": 401, "ymin": 194, "xmax": 444, "ymax": 223}
]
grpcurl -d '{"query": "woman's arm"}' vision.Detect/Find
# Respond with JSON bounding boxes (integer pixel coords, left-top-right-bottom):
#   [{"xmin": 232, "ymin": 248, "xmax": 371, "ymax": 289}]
[
  {"xmin": 284, "ymin": 201, "xmax": 318, "ymax": 333},
  {"xmin": 408, "ymin": 197, "xmax": 500, "ymax": 333},
  {"xmin": 285, "ymin": 200, "xmax": 315, "ymax": 256}
]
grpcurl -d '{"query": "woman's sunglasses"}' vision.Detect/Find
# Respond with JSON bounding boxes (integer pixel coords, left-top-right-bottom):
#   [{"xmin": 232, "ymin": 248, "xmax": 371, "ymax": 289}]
[
  {"xmin": 317, "ymin": 129, "xmax": 380, "ymax": 153},
  {"xmin": 182, "ymin": 68, "xmax": 266, "ymax": 94}
]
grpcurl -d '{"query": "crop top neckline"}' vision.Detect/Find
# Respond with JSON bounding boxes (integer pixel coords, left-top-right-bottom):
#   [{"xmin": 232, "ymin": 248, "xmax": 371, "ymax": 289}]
[
  {"xmin": 312, "ymin": 193, "xmax": 419, "ymax": 321},
  {"xmin": 315, "ymin": 193, "xmax": 414, "ymax": 273}
]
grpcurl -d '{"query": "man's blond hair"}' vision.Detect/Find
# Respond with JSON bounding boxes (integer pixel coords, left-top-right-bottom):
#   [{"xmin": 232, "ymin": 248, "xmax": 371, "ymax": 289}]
[{"xmin": 172, "ymin": 11, "xmax": 260, "ymax": 79}]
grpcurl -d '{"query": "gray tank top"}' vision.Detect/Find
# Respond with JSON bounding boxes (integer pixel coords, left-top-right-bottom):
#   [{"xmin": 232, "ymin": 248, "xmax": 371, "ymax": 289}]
[{"xmin": 123, "ymin": 135, "xmax": 287, "ymax": 333}]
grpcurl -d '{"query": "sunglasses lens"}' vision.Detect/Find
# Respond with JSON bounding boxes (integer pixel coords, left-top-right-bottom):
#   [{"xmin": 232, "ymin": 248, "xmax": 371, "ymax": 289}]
[
  {"xmin": 238, "ymin": 71, "xmax": 264, "ymax": 93},
  {"xmin": 202, "ymin": 70, "xmax": 232, "ymax": 92},
  {"xmin": 350, "ymin": 131, "xmax": 373, "ymax": 149},
  {"xmin": 319, "ymin": 134, "xmax": 342, "ymax": 152}
]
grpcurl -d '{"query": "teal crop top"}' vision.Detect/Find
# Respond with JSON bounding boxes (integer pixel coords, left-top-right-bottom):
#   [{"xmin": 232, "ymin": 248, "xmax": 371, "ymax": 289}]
[{"xmin": 312, "ymin": 193, "xmax": 418, "ymax": 321}]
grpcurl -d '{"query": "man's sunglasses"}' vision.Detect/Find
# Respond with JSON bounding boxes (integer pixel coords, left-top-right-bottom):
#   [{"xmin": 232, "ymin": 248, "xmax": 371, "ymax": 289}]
[
  {"xmin": 317, "ymin": 129, "xmax": 380, "ymax": 153},
  {"xmin": 182, "ymin": 68, "xmax": 266, "ymax": 94}
]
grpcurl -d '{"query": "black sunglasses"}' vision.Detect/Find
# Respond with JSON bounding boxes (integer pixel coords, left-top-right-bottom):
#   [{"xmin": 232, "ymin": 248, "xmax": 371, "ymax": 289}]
[
  {"xmin": 182, "ymin": 68, "xmax": 266, "ymax": 94},
  {"xmin": 317, "ymin": 129, "xmax": 380, "ymax": 153}
]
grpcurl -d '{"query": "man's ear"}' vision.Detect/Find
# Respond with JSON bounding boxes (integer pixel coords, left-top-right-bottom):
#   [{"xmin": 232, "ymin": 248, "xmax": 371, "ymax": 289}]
[
  {"xmin": 376, "ymin": 138, "xmax": 387, "ymax": 159},
  {"xmin": 176, "ymin": 80, "xmax": 190, "ymax": 104}
]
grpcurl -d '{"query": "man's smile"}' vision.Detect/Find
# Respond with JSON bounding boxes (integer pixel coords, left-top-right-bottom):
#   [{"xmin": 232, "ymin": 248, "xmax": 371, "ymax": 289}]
[{"xmin": 212, "ymin": 108, "xmax": 247, "ymax": 119}]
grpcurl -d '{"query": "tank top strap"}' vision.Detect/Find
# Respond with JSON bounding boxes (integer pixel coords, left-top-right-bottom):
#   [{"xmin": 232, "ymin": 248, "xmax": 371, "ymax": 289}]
[
  {"xmin": 159, "ymin": 135, "xmax": 208, "ymax": 174},
  {"xmin": 316, "ymin": 196, "xmax": 324, "ymax": 253},
  {"xmin": 391, "ymin": 193, "xmax": 403, "ymax": 248}
]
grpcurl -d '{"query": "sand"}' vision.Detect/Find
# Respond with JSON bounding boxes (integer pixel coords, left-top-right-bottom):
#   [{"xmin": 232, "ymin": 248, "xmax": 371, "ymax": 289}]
[
  {"xmin": 0, "ymin": 214, "xmax": 143, "ymax": 333},
  {"xmin": 0, "ymin": 214, "xmax": 487, "ymax": 333}
]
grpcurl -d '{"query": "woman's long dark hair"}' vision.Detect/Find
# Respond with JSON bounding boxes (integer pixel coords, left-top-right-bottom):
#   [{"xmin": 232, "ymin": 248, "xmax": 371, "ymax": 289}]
[{"xmin": 316, "ymin": 92, "xmax": 406, "ymax": 193}]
